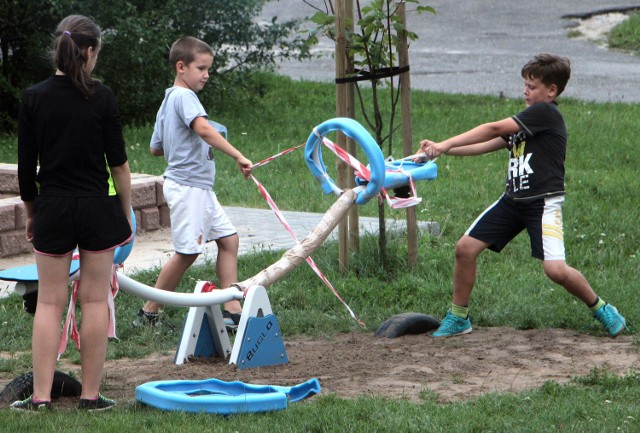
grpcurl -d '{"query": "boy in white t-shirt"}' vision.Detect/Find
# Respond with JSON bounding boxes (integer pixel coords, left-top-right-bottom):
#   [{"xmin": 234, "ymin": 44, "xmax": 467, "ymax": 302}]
[{"xmin": 134, "ymin": 36, "xmax": 252, "ymax": 330}]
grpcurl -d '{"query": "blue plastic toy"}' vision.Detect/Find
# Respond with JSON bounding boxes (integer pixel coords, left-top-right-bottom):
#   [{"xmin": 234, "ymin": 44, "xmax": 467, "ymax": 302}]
[
  {"xmin": 356, "ymin": 159, "xmax": 438, "ymax": 190},
  {"xmin": 305, "ymin": 117, "xmax": 385, "ymax": 205},
  {"xmin": 136, "ymin": 377, "xmax": 321, "ymax": 414},
  {"xmin": 112, "ymin": 206, "xmax": 137, "ymax": 265},
  {"xmin": 0, "ymin": 207, "xmax": 135, "ymax": 284}
]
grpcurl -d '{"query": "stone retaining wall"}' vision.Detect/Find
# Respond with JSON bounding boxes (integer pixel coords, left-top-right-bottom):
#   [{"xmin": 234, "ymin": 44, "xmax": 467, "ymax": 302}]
[{"xmin": 0, "ymin": 163, "xmax": 169, "ymax": 258}]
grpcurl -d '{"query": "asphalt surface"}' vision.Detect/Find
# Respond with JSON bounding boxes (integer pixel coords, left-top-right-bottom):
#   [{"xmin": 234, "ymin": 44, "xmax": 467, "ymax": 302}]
[{"xmin": 262, "ymin": 0, "xmax": 640, "ymax": 103}]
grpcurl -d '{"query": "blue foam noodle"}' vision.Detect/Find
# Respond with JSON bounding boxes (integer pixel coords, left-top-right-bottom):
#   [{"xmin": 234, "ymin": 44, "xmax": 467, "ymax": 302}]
[
  {"xmin": 355, "ymin": 160, "xmax": 438, "ymax": 190},
  {"xmin": 304, "ymin": 118, "xmax": 385, "ymax": 205}
]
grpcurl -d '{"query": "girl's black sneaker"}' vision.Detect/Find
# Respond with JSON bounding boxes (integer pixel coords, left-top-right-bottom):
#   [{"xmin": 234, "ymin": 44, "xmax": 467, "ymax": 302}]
[
  {"xmin": 10, "ymin": 395, "xmax": 52, "ymax": 412},
  {"xmin": 78, "ymin": 393, "xmax": 115, "ymax": 411}
]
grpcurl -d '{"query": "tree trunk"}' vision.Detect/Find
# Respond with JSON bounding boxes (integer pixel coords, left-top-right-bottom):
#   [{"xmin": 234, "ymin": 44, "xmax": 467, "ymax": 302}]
[{"xmin": 377, "ymin": 195, "xmax": 388, "ymax": 269}]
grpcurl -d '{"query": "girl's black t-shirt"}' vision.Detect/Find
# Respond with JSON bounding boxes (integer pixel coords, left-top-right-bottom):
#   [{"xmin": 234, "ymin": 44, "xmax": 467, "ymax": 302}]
[{"xmin": 18, "ymin": 75, "xmax": 127, "ymax": 201}]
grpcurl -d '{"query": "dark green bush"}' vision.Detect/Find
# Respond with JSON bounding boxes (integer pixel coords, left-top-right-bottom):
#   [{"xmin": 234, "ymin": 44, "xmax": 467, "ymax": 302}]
[{"xmin": 0, "ymin": 0, "xmax": 308, "ymax": 131}]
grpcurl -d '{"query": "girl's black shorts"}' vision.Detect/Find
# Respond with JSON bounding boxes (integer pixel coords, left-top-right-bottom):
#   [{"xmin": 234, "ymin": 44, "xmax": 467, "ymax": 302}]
[{"xmin": 32, "ymin": 195, "xmax": 132, "ymax": 256}]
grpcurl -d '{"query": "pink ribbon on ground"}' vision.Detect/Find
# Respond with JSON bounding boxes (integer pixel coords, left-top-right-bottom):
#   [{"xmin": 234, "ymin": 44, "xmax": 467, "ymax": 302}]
[{"xmin": 58, "ymin": 261, "xmax": 121, "ymax": 359}]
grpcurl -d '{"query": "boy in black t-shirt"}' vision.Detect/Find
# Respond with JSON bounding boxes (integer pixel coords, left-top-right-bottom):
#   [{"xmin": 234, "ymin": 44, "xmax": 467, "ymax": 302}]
[{"xmin": 418, "ymin": 54, "xmax": 627, "ymax": 338}]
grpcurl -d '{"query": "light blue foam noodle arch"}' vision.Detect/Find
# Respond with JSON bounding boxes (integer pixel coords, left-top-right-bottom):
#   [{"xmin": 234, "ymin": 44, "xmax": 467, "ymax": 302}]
[
  {"xmin": 305, "ymin": 117, "xmax": 385, "ymax": 205},
  {"xmin": 113, "ymin": 207, "xmax": 136, "ymax": 265}
]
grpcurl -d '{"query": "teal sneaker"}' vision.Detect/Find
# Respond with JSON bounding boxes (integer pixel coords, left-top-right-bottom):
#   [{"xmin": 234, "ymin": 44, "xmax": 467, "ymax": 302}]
[
  {"xmin": 593, "ymin": 304, "xmax": 627, "ymax": 338},
  {"xmin": 432, "ymin": 312, "xmax": 472, "ymax": 337}
]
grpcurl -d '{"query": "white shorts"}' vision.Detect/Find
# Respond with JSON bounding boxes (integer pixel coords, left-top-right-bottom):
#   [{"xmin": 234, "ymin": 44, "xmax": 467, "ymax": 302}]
[{"xmin": 163, "ymin": 178, "xmax": 236, "ymax": 255}]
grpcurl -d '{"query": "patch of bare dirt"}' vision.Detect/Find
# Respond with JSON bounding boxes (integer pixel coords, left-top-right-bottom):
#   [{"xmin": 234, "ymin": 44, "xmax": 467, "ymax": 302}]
[
  {"xmin": 4, "ymin": 327, "xmax": 635, "ymax": 409},
  {"xmin": 573, "ymin": 12, "xmax": 629, "ymax": 48}
]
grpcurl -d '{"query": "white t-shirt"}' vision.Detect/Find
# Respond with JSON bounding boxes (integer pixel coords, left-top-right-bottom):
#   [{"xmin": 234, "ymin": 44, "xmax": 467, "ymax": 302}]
[{"xmin": 150, "ymin": 86, "xmax": 216, "ymax": 190}]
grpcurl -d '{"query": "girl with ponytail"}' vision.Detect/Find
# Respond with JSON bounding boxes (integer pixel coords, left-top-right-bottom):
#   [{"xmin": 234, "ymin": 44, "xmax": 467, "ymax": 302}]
[
  {"xmin": 14, "ymin": 15, "xmax": 132, "ymax": 412},
  {"xmin": 52, "ymin": 15, "xmax": 102, "ymax": 98}
]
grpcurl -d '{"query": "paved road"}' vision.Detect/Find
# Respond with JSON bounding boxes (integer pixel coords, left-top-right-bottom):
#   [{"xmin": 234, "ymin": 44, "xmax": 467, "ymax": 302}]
[{"xmin": 262, "ymin": 0, "xmax": 640, "ymax": 103}]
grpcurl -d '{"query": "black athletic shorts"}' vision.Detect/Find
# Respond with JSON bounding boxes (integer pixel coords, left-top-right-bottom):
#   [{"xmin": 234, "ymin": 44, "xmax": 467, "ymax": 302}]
[
  {"xmin": 466, "ymin": 194, "xmax": 566, "ymax": 261},
  {"xmin": 32, "ymin": 195, "xmax": 132, "ymax": 256}
]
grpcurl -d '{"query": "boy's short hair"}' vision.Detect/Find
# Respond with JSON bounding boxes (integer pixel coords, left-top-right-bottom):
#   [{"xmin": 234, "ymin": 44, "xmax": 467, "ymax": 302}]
[
  {"xmin": 169, "ymin": 36, "xmax": 213, "ymax": 70},
  {"xmin": 521, "ymin": 54, "xmax": 571, "ymax": 96}
]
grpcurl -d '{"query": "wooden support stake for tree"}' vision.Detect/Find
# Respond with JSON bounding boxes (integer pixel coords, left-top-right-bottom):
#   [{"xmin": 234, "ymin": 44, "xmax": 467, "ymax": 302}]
[
  {"xmin": 344, "ymin": 0, "xmax": 358, "ymax": 256},
  {"xmin": 396, "ymin": 2, "xmax": 419, "ymax": 268},
  {"xmin": 335, "ymin": 0, "xmax": 356, "ymax": 272}
]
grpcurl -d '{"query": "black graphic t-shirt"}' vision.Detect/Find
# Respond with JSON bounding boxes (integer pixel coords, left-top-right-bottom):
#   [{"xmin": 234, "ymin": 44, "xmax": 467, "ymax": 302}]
[{"xmin": 503, "ymin": 102, "xmax": 566, "ymax": 201}]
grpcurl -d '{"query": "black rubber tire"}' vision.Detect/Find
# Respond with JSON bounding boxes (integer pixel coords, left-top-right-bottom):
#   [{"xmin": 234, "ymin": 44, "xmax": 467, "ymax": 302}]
[
  {"xmin": 22, "ymin": 291, "xmax": 38, "ymax": 315},
  {"xmin": 375, "ymin": 312, "xmax": 440, "ymax": 338},
  {"xmin": 0, "ymin": 370, "xmax": 82, "ymax": 404}
]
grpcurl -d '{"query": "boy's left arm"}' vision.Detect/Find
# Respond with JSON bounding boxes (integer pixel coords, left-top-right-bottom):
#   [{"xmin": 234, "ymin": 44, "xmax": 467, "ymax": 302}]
[
  {"xmin": 150, "ymin": 124, "xmax": 164, "ymax": 156},
  {"xmin": 191, "ymin": 116, "xmax": 252, "ymax": 177},
  {"xmin": 420, "ymin": 117, "xmax": 519, "ymax": 158},
  {"xmin": 445, "ymin": 137, "xmax": 507, "ymax": 156}
]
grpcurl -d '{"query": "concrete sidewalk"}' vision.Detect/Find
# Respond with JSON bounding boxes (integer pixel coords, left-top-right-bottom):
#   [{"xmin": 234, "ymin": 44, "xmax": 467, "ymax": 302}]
[
  {"xmin": 0, "ymin": 206, "xmax": 439, "ymax": 298},
  {"xmin": 115, "ymin": 206, "xmax": 439, "ymax": 274}
]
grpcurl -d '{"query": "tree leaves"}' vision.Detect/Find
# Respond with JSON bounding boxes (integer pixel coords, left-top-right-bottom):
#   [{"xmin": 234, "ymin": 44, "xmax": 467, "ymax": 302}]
[{"xmin": 0, "ymin": 0, "xmax": 309, "ymax": 129}]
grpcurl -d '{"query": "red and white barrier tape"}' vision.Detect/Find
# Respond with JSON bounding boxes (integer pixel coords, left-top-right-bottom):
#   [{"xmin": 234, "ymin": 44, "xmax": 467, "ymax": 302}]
[
  {"xmin": 247, "ymin": 137, "xmax": 428, "ymax": 325},
  {"xmin": 316, "ymin": 134, "xmax": 423, "ymax": 209},
  {"xmin": 59, "ymin": 252, "xmax": 121, "ymax": 359},
  {"xmin": 249, "ymin": 172, "xmax": 365, "ymax": 327},
  {"xmin": 313, "ymin": 130, "xmax": 371, "ymax": 181},
  {"xmin": 252, "ymin": 143, "xmax": 304, "ymax": 169}
]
